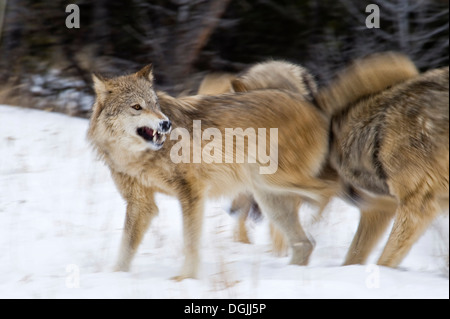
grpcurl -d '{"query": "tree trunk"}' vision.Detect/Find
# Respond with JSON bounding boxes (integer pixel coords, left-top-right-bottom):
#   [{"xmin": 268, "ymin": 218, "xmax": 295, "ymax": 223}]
[
  {"xmin": 168, "ymin": 0, "xmax": 232, "ymax": 85},
  {"xmin": 90, "ymin": 0, "xmax": 111, "ymax": 56},
  {"xmin": 0, "ymin": 0, "xmax": 25, "ymax": 82}
]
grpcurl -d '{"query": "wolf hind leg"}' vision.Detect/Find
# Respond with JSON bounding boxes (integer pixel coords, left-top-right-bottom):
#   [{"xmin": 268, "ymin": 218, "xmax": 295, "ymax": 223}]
[
  {"xmin": 253, "ymin": 190, "xmax": 312, "ymax": 265},
  {"xmin": 231, "ymin": 192, "xmax": 289, "ymax": 255},
  {"xmin": 269, "ymin": 223, "xmax": 289, "ymax": 256},
  {"xmin": 230, "ymin": 193, "xmax": 253, "ymax": 244}
]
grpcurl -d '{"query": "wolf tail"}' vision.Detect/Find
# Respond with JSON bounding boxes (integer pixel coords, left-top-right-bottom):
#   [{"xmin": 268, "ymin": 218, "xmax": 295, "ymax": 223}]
[{"xmin": 316, "ymin": 52, "xmax": 419, "ymax": 116}]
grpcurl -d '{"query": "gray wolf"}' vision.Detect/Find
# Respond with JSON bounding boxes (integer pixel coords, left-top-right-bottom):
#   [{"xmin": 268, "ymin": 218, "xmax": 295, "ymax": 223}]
[
  {"xmin": 202, "ymin": 54, "xmax": 449, "ymax": 268},
  {"xmin": 87, "ymin": 64, "xmax": 333, "ymax": 279},
  {"xmin": 316, "ymin": 52, "xmax": 449, "ymax": 267}
]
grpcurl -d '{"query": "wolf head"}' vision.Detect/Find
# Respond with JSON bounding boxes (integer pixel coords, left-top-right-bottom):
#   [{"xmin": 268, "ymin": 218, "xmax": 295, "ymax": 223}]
[{"xmin": 88, "ymin": 64, "xmax": 172, "ymax": 153}]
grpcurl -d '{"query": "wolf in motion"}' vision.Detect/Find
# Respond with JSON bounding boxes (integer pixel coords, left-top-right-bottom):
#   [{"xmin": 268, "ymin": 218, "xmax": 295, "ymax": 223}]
[
  {"xmin": 198, "ymin": 60, "xmax": 319, "ymax": 254},
  {"xmin": 316, "ymin": 53, "xmax": 449, "ymax": 267},
  {"xmin": 87, "ymin": 64, "xmax": 333, "ymax": 279},
  {"xmin": 204, "ymin": 53, "xmax": 449, "ymax": 268}
]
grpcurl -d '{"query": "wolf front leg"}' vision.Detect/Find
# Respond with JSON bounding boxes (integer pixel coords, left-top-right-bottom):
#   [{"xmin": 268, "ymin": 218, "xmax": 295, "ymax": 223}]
[
  {"xmin": 377, "ymin": 192, "xmax": 440, "ymax": 268},
  {"xmin": 114, "ymin": 187, "xmax": 158, "ymax": 272},
  {"xmin": 172, "ymin": 184, "xmax": 205, "ymax": 281},
  {"xmin": 344, "ymin": 204, "xmax": 396, "ymax": 265}
]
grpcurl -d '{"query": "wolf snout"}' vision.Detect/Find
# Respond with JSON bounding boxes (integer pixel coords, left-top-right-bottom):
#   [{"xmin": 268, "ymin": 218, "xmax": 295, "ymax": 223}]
[{"xmin": 159, "ymin": 120, "xmax": 172, "ymax": 133}]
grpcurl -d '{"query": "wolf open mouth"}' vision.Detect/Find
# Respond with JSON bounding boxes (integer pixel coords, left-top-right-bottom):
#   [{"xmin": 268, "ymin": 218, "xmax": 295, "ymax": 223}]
[{"xmin": 137, "ymin": 126, "xmax": 167, "ymax": 148}]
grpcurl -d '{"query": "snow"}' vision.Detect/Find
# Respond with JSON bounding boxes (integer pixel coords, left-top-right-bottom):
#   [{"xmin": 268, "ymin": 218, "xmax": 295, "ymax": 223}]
[{"xmin": 0, "ymin": 104, "xmax": 448, "ymax": 299}]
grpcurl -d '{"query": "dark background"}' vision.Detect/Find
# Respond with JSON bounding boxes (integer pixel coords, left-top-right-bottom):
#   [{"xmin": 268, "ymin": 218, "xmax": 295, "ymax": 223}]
[{"xmin": 0, "ymin": 0, "xmax": 448, "ymax": 117}]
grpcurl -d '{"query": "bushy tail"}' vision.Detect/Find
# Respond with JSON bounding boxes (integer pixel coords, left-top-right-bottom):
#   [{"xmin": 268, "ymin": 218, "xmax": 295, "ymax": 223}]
[{"xmin": 316, "ymin": 52, "xmax": 419, "ymax": 116}]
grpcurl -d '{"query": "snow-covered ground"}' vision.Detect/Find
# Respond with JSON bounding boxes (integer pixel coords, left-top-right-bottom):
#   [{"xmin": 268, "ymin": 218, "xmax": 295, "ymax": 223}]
[{"xmin": 0, "ymin": 105, "xmax": 448, "ymax": 299}]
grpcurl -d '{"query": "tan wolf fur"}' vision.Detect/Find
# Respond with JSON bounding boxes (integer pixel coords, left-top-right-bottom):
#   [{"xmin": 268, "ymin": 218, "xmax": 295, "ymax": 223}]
[
  {"xmin": 202, "ymin": 54, "xmax": 449, "ymax": 268},
  {"xmin": 198, "ymin": 60, "xmax": 319, "ymax": 255},
  {"xmin": 197, "ymin": 73, "xmax": 237, "ymax": 95},
  {"xmin": 316, "ymin": 52, "xmax": 449, "ymax": 267},
  {"xmin": 88, "ymin": 64, "xmax": 334, "ymax": 280}
]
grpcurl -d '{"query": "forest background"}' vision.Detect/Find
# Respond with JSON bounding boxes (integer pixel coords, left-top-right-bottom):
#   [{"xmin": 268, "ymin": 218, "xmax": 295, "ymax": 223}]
[{"xmin": 0, "ymin": 0, "xmax": 448, "ymax": 117}]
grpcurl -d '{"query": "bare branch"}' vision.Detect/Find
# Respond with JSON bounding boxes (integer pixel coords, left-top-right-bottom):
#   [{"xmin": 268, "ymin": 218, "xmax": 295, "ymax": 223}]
[
  {"xmin": 415, "ymin": 8, "xmax": 449, "ymax": 24},
  {"xmin": 412, "ymin": 23, "xmax": 449, "ymax": 42},
  {"xmin": 0, "ymin": 0, "xmax": 6, "ymax": 45},
  {"xmin": 339, "ymin": 0, "xmax": 366, "ymax": 23},
  {"xmin": 258, "ymin": 0, "xmax": 303, "ymax": 24},
  {"xmin": 137, "ymin": 3, "xmax": 176, "ymax": 18}
]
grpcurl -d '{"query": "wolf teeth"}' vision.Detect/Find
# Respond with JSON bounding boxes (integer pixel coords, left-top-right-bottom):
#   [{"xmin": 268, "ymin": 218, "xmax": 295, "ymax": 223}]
[{"xmin": 150, "ymin": 131, "xmax": 167, "ymax": 144}]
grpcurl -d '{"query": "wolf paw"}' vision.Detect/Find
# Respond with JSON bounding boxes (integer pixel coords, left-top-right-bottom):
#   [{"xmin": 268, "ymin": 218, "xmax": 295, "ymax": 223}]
[
  {"xmin": 290, "ymin": 241, "xmax": 314, "ymax": 265},
  {"xmin": 113, "ymin": 262, "xmax": 131, "ymax": 272}
]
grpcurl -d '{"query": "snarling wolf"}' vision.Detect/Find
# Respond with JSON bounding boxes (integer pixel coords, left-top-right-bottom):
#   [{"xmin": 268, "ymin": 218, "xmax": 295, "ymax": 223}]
[
  {"xmin": 316, "ymin": 52, "xmax": 449, "ymax": 267},
  {"xmin": 87, "ymin": 64, "xmax": 333, "ymax": 279}
]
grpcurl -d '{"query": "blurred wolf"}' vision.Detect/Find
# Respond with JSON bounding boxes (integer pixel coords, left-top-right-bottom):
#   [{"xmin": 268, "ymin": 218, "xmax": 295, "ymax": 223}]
[
  {"xmin": 202, "ymin": 54, "xmax": 449, "ymax": 268},
  {"xmin": 316, "ymin": 52, "xmax": 449, "ymax": 267},
  {"xmin": 88, "ymin": 64, "xmax": 333, "ymax": 280},
  {"xmin": 198, "ymin": 60, "xmax": 319, "ymax": 255}
]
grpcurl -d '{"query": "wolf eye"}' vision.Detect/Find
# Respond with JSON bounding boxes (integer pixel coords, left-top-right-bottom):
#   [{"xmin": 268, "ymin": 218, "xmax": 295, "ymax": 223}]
[{"xmin": 131, "ymin": 104, "xmax": 142, "ymax": 111}]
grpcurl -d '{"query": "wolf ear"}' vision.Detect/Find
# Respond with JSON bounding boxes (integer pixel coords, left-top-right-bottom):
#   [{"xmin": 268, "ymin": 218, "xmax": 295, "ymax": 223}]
[
  {"xmin": 135, "ymin": 64, "xmax": 154, "ymax": 82},
  {"xmin": 92, "ymin": 73, "xmax": 107, "ymax": 92},
  {"xmin": 231, "ymin": 79, "xmax": 248, "ymax": 92},
  {"xmin": 92, "ymin": 73, "xmax": 110, "ymax": 103}
]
